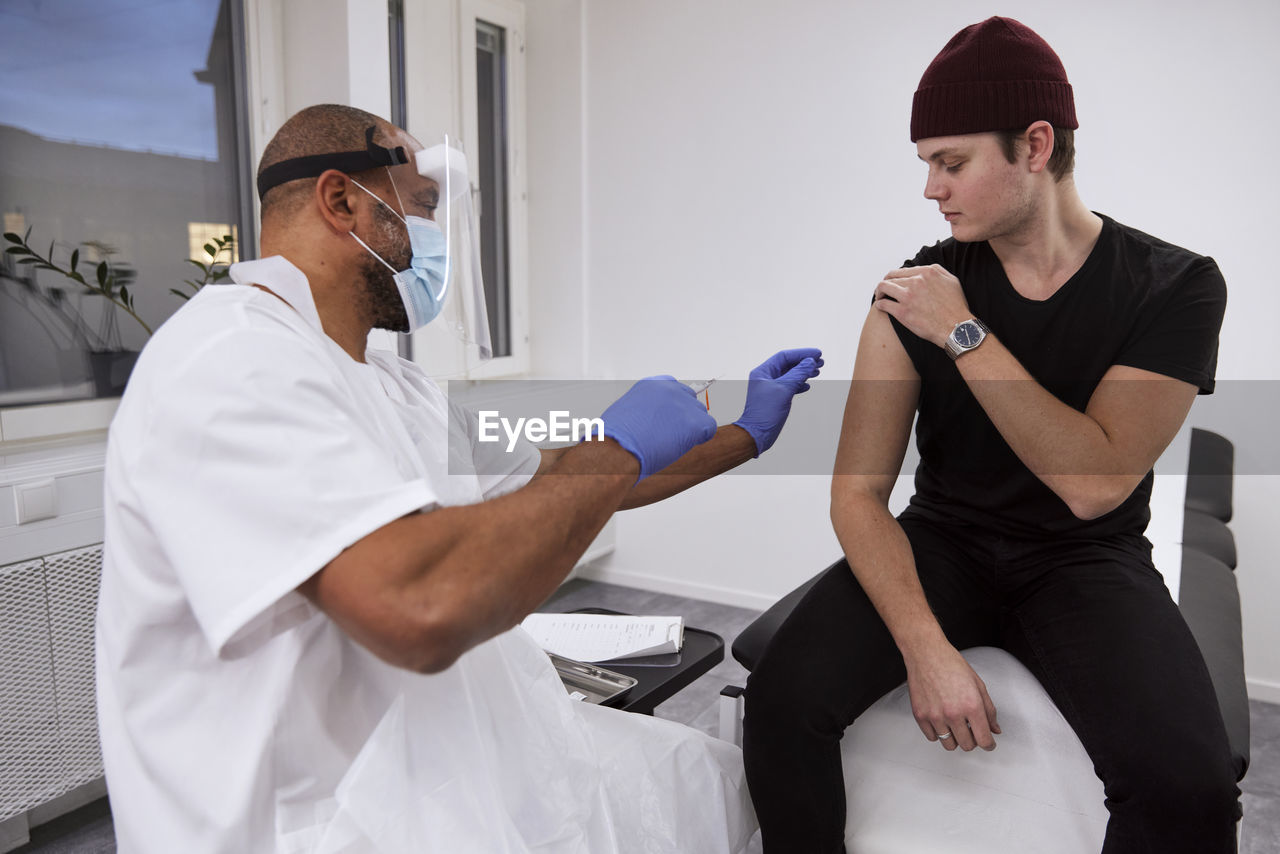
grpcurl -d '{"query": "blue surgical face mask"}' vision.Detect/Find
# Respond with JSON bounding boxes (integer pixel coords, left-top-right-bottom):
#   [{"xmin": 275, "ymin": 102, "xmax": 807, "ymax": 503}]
[{"xmin": 349, "ymin": 175, "xmax": 449, "ymax": 330}]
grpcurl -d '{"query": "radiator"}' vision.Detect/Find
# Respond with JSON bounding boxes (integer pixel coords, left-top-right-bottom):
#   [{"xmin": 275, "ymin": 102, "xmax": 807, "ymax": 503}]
[{"xmin": 0, "ymin": 544, "xmax": 104, "ymax": 824}]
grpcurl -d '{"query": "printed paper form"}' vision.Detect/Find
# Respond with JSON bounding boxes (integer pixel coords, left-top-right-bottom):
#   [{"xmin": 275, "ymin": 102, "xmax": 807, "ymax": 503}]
[{"xmin": 520, "ymin": 613, "xmax": 684, "ymax": 663}]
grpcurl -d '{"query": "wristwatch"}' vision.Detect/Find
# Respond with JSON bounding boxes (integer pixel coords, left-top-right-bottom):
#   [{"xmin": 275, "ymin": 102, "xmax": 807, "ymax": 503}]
[{"xmin": 944, "ymin": 318, "xmax": 988, "ymax": 360}]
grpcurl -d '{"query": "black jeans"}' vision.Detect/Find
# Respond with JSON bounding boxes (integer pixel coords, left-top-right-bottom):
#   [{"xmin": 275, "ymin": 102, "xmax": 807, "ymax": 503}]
[{"xmin": 742, "ymin": 514, "xmax": 1241, "ymax": 853}]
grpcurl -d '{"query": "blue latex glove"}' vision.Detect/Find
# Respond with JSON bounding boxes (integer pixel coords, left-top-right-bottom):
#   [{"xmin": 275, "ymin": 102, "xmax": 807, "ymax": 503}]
[
  {"xmin": 734, "ymin": 348, "xmax": 824, "ymax": 456},
  {"xmin": 601, "ymin": 375, "xmax": 718, "ymax": 481}
]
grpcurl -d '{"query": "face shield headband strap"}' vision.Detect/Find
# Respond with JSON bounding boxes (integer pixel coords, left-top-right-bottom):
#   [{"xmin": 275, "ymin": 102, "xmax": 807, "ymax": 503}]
[{"xmin": 256, "ymin": 125, "xmax": 409, "ymax": 201}]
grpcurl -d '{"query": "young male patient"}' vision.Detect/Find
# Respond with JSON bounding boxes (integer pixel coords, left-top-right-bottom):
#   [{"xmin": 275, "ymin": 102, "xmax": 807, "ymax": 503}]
[{"xmin": 742, "ymin": 16, "xmax": 1237, "ymax": 853}]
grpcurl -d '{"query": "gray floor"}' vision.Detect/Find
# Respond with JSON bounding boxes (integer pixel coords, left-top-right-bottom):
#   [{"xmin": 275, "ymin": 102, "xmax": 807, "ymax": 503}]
[{"xmin": 12, "ymin": 578, "xmax": 1280, "ymax": 852}]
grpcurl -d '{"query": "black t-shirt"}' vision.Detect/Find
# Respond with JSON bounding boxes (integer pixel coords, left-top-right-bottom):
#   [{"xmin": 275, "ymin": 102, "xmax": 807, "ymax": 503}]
[{"xmin": 891, "ymin": 213, "xmax": 1226, "ymax": 540}]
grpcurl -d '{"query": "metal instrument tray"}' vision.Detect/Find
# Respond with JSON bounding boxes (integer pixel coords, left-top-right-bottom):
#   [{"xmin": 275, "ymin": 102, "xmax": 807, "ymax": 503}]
[{"xmin": 548, "ymin": 652, "xmax": 638, "ymax": 707}]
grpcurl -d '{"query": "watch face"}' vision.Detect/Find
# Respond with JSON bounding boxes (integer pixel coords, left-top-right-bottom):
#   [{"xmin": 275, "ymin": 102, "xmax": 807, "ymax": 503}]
[{"xmin": 953, "ymin": 321, "xmax": 982, "ymax": 347}]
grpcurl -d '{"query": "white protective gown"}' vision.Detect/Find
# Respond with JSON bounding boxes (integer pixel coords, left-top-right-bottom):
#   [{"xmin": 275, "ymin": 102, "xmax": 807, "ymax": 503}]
[{"xmin": 96, "ymin": 256, "xmax": 756, "ymax": 854}]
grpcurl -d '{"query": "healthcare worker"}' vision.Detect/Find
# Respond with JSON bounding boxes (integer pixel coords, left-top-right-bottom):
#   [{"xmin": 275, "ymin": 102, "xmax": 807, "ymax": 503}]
[{"xmin": 95, "ymin": 103, "xmax": 821, "ymax": 853}]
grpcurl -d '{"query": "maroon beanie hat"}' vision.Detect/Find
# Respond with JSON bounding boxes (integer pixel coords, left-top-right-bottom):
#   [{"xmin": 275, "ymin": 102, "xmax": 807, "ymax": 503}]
[{"xmin": 910, "ymin": 16, "xmax": 1078, "ymax": 142}]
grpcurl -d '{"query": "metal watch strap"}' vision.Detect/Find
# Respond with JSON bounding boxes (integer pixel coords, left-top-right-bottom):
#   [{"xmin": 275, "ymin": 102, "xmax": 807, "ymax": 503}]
[{"xmin": 944, "ymin": 318, "xmax": 988, "ymax": 360}]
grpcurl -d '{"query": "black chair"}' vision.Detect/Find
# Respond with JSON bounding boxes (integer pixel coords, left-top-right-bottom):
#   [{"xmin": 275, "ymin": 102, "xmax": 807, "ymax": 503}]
[
  {"xmin": 1178, "ymin": 428, "xmax": 1249, "ymax": 781},
  {"xmin": 1186, "ymin": 427, "xmax": 1235, "ymax": 521},
  {"xmin": 1183, "ymin": 427, "xmax": 1238, "ymax": 567}
]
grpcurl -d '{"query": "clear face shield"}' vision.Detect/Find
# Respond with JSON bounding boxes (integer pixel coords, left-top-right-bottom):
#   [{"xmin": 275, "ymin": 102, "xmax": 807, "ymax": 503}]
[{"xmin": 410, "ymin": 136, "xmax": 492, "ymax": 366}]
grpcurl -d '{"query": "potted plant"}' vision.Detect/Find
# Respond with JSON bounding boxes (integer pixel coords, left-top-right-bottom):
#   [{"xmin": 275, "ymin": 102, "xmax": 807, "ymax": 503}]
[{"xmin": 2, "ymin": 230, "xmax": 235, "ymax": 396}]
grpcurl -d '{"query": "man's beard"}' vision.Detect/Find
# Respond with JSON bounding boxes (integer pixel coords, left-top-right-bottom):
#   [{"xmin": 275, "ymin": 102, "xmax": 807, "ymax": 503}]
[
  {"xmin": 359, "ymin": 204, "xmax": 412, "ymax": 333},
  {"xmin": 358, "ymin": 256, "xmax": 410, "ymax": 333}
]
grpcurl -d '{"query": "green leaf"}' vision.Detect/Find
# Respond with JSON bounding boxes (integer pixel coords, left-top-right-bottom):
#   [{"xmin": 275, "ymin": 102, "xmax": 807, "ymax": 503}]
[
  {"xmin": 48, "ymin": 240, "xmax": 55, "ymax": 262},
  {"xmin": 184, "ymin": 258, "xmax": 206, "ymax": 270},
  {"xmin": 70, "ymin": 248, "xmax": 79, "ymax": 272},
  {"xmin": 121, "ymin": 285, "xmax": 130, "ymax": 305},
  {"xmin": 5, "ymin": 246, "xmax": 31, "ymax": 255},
  {"xmin": 17, "ymin": 257, "xmax": 41, "ymax": 264},
  {"xmin": 70, "ymin": 271, "xmax": 86, "ymax": 284},
  {"xmin": 203, "ymin": 242, "xmax": 216, "ymax": 258},
  {"xmin": 96, "ymin": 261, "xmax": 108, "ymax": 288},
  {"xmin": 3, "ymin": 232, "xmax": 21, "ymax": 244},
  {"xmin": 170, "ymin": 288, "xmax": 191, "ymax": 301}
]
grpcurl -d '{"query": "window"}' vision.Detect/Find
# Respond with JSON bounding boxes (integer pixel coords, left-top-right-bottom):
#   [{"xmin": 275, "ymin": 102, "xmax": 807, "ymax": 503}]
[
  {"xmin": 388, "ymin": 0, "xmax": 409, "ymax": 130},
  {"xmin": 387, "ymin": 0, "xmax": 412, "ymax": 360},
  {"xmin": 0, "ymin": 0, "xmax": 254, "ymax": 408},
  {"xmin": 475, "ymin": 20, "xmax": 512, "ymax": 359},
  {"xmin": 458, "ymin": 0, "xmax": 528, "ymax": 377},
  {"xmin": 187, "ymin": 223, "xmax": 241, "ymax": 265}
]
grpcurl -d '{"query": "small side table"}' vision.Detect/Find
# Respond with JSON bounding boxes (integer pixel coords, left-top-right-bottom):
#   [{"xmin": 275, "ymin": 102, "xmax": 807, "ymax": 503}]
[{"xmin": 568, "ymin": 608, "xmax": 724, "ymax": 715}]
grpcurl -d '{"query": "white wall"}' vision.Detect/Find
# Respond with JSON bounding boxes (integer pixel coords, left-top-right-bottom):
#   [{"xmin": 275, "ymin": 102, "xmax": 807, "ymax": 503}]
[
  {"xmin": 525, "ymin": 0, "xmax": 1280, "ymax": 695},
  {"xmin": 526, "ymin": 0, "xmax": 590, "ymax": 377}
]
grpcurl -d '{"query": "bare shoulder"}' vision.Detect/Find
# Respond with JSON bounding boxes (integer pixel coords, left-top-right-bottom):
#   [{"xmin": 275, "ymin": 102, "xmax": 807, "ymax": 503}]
[
  {"xmin": 856, "ymin": 305, "xmax": 919, "ymax": 382},
  {"xmin": 833, "ymin": 308, "xmax": 920, "ymax": 490}
]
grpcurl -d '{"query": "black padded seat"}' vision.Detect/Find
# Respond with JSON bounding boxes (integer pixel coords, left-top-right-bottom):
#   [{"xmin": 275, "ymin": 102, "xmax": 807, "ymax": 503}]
[
  {"xmin": 1186, "ymin": 428, "xmax": 1234, "ymax": 522},
  {"xmin": 1183, "ymin": 508, "xmax": 1237, "ymax": 569},
  {"xmin": 1178, "ymin": 547, "xmax": 1250, "ymax": 781},
  {"xmin": 731, "ymin": 562, "xmax": 830, "ymax": 672}
]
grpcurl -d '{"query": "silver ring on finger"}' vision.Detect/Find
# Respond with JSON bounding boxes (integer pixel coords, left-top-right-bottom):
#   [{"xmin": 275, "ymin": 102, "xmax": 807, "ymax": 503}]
[{"xmin": 937, "ymin": 730, "xmax": 953, "ymax": 740}]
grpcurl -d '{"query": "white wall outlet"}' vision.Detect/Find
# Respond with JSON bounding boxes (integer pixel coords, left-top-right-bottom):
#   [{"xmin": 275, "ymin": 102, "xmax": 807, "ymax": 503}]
[{"xmin": 13, "ymin": 478, "xmax": 57, "ymax": 525}]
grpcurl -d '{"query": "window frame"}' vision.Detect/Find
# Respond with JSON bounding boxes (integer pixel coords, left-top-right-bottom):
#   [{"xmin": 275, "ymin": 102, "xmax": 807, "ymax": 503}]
[{"xmin": 456, "ymin": 0, "xmax": 530, "ymax": 379}]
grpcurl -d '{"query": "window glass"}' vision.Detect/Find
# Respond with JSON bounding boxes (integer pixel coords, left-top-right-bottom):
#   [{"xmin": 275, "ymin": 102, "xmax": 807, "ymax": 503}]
[
  {"xmin": 388, "ymin": 0, "xmax": 411, "ymax": 360},
  {"xmin": 476, "ymin": 19, "xmax": 511, "ymax": 359},
  {"xmin": 0, "ymin": 0, "xmax": 251, "ymax": 406},
  {"xmin": 388, "ymin": 0, "xmax": 408, "ymax": 130}
]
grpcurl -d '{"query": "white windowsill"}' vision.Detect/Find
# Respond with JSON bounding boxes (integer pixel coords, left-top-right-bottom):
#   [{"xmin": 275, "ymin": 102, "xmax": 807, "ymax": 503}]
[{"xmin": 0, "ymin": 399, "xmax": 118, "ymax": 448}]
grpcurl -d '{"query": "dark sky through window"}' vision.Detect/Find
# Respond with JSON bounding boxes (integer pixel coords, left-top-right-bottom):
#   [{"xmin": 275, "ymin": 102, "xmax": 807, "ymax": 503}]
[{"xmin": 0, "ymin": 0, "xmax": 224, "ymax": 159}]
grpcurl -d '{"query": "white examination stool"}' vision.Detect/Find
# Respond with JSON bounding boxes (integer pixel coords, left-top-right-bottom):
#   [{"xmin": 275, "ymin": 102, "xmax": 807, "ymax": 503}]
[{"xmin": 838, "ymin": 645, "xmax": 1105, "ymax": 853}]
